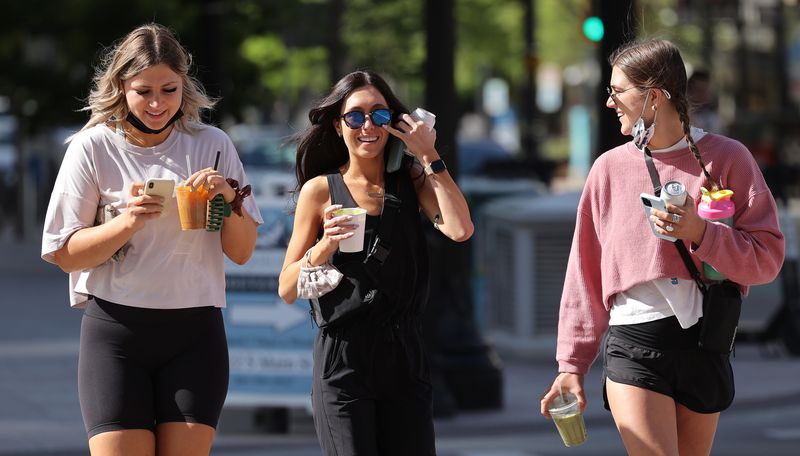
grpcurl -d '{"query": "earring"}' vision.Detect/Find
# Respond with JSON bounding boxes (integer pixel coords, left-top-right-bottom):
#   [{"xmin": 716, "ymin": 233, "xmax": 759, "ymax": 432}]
[{"xmin": 652, "ymin": 105, "xmax": 657, "ymax": 111}]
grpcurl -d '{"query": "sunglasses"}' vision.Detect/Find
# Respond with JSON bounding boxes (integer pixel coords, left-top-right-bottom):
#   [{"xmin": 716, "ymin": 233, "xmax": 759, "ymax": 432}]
[{"xmin": 341, "ymin": 109, "xmax": 393, "ymax": 129}]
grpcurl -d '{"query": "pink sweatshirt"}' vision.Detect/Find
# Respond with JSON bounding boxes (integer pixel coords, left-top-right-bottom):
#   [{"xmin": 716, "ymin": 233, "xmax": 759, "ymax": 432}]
[{"xmin": 556, "ymin": 134, "xmax": 785, "ymax": 374}]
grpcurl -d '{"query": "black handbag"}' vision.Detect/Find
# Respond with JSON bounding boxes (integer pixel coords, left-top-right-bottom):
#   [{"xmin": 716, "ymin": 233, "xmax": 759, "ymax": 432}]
[
  {"xmin": 642, "ymin": 147, "xmax": 742, "ymax": 354},
  {"xmin": 309, "ymin": 172, "xmax": 402, "ymax": 328},
  {"xmin": 698, "ymin": 280, "xmax": 742, "ymax": 353}
]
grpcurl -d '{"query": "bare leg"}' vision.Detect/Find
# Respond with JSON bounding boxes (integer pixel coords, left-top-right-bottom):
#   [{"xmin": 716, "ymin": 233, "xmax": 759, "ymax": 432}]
[
  {"xmin": 156, "ymin": 422, "xmax": 216, "ymax": 456},
  {"xmin": 88, "ymin": 429, "xmax": 155, "ymax": 456},
  {"xmin": 676, "ymin": 403, "xmax": 719, "ymax": 456},
  {"xmin": 606, "ymin": 378, "xmax": 680, "ymax": 456}
]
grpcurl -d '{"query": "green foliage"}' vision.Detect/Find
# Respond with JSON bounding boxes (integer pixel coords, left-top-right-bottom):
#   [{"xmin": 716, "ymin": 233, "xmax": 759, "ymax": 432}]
[
  {"xmin": 0, "ymin": 0, "xmax": 597, "ymax": 134},
  {"xmin": 537, "ymin": 0, "xmax": 589, "ymax": 65},
  {"xmin": 455, "ymin": 0, "xmax": 525, "ymax": 100},
  {"xmin": 240, "ymin": 34, "xmax": 329, "ymax": 103},
  {"xmin": 340, "ymin": 0, "xmax": 425, "ymax": 102}
]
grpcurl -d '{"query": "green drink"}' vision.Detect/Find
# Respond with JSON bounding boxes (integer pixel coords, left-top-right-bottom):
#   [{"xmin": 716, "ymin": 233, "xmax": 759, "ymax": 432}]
[{"xmin": 548, "ymin": 392, "xmax": 587, "ymax": 447}]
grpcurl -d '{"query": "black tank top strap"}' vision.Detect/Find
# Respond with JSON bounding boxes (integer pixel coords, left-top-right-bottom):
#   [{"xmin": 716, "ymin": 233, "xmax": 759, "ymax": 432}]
[{"xmin": 325, "ymin": 173, "xmax": 357, "ymax": 207}]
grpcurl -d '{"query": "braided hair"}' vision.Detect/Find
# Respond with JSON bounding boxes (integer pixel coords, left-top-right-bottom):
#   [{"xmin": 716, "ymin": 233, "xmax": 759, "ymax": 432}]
[{"xmin": 610, "ymin": 39, "xmax": 720, "ymax": 191}]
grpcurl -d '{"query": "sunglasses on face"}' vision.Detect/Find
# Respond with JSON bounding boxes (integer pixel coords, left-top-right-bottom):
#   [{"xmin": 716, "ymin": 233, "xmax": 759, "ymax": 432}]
[{"xmin": 341, "ymin": 109, "xmax": 393, "ymax": 129}]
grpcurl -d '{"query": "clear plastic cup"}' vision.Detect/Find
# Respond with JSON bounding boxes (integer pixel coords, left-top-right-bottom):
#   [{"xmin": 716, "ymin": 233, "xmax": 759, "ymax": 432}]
[
  {"xmin": 175, "ymin": 186, "xmax": 208, "ymax": 230},
  {"xmin": 548, "ymin": 392, "xmax": 587, "ymax": 447},
  {"xmin": 411, "ymin": 107, "xmax": 436, "ymax": 131}
]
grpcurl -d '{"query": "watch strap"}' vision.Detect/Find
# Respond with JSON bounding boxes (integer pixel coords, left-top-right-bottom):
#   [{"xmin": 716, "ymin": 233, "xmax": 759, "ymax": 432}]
[{"xmin": 424, "ymin": 159, "xmax": 447, "ymax": 175}]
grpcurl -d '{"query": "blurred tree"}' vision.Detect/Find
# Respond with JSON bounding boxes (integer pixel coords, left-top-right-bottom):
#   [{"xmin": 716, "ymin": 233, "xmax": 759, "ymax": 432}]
[{"xmin": 0, "ymin": 0, "xmax": 596, "ymax": 137}]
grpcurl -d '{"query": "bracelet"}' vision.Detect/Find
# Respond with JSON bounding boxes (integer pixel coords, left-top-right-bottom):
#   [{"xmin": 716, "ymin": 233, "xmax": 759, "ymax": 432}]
[{"xmin": 225, "ymin": 178, "xmax": 252, "ymax": 217}]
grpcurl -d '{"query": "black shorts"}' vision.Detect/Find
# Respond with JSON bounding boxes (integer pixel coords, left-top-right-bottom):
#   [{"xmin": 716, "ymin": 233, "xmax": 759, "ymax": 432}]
[
  {"xmin": 78, "ymin": 298, "xmax": 229, "ymax": 438},
  {"xmin": 603, "ymin": 316, "xmax": 734, "ymax": 414}
]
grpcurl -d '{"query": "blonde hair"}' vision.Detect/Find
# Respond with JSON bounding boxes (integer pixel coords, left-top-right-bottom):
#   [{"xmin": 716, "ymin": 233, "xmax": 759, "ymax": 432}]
[{"xmin": 71, "ymin": 23, "xmax": 215, "ymax": 140}]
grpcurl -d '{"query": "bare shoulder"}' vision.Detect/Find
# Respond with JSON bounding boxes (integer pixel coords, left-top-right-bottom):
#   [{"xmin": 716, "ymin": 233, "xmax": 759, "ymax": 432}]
[
  {"xmin": 299, "ymin": 175, "xmax": 330, "ymax": 202},
  {"xmin": 296, "ymin": 175, "xmax": 331, "ymax": 217}
]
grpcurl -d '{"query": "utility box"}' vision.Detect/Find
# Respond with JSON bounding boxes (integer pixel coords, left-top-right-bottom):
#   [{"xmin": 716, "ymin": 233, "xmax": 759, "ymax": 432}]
[{"xmin": 479, "ymin": 192, "xmax": 580, "ymax": 354}]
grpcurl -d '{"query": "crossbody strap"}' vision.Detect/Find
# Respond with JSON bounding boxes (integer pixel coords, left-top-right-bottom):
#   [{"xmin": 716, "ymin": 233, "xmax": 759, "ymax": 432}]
[
  {"xmin": 363, "ymin": 169, "xmax": 402, "ymax": 275},
  {"xmin": 643, "ymin": 147, "xmax": 707, "ymax": 293}
]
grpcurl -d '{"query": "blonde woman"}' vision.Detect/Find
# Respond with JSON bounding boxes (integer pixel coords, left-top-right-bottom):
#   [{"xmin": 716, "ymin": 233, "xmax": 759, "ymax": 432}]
[{"xmin": 42, "ymin": 23, "xmax": 262, "ymax": 455}]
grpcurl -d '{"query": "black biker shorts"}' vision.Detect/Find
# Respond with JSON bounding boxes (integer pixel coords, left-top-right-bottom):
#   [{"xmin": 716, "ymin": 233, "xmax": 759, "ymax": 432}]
[
  {"xmin": 603, "ymin": 316, "xmax": 735, "ymax": 414},
  {"xmin": 78, "ymin": 298, "xmax": 229, "ymax": 438}
]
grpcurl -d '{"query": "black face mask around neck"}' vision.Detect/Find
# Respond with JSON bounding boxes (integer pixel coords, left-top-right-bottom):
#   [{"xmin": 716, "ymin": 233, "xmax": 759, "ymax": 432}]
[{"xmin": 125, "ymin": 109, "xmax": 184, "ymax": 134}]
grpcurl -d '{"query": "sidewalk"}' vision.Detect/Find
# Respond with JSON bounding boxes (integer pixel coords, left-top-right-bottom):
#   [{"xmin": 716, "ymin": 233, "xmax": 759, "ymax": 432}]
[{"xmin": 5, "ymin": 238, "xmax": 800, "ymax": 455}]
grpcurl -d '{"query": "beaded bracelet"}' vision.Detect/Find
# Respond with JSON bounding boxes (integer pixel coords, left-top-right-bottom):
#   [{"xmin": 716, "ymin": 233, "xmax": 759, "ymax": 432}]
[{"xmin": 225, "ymin": 178, "xmax": 252, "ymax": 217}]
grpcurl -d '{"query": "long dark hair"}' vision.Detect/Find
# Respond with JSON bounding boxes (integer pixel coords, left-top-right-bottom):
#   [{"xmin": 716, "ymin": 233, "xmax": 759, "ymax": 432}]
[
  {"xmin": 610, "ymin": 39, "xmax": 720, "ymax": 191},
  {"xmin": 293, "ymin": 70, "xmax": 409, "ymax": 191}
]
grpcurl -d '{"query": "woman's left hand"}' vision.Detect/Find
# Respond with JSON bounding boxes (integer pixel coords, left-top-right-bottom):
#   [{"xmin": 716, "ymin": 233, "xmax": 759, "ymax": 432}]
[
  {"xmin": 650, "ymin": 194, "xmax": 707, "ymax": 245},
  {"xmin": 383, "ymin": 113, "xmax": 437, "ymax": 161},
  {"xmin": 186, "ymin": 167, "xmax": 236, "ymax": 203}
]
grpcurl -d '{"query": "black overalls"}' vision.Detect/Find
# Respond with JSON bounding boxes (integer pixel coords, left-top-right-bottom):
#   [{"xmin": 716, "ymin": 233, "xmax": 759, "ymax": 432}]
[{"xmin": 311, "ymin": 171, "xmax": 435, "ymax": 456}]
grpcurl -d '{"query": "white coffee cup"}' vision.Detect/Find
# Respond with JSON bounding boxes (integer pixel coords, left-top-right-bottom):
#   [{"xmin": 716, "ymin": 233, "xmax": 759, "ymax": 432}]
[{"xmin": 333, "ymin": 207, "xmax": 368, "ymax": 253}]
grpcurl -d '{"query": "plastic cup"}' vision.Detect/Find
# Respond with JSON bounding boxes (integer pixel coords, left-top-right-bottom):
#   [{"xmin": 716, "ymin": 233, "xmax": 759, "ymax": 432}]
[
  {"xmin": 175, "ymin": 185, "xmax": 208, "ymax": 230},
  {"xmin": 411, "ymin": 107, "xmax": 436, "ymax": 131},
  {"xmin": 333, "ymin": 207, "xmax": 367, "ymax": 253},
  {"xmin": 548, "ymin": 392, "xmax": 587, "ymax": 447}
]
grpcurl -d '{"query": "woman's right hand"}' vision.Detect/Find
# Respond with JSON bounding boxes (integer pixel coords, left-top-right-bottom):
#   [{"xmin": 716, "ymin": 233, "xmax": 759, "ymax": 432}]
[
  {"xmin": 313, "ymin": 204, "xmax": 357, "ymax": 261},
  {"xmin": 540, "ymin": 372, "xmax": 586, "ymax": 419},
  {"xmin": 123, "ymin": 182, "xmax": 164, "ymax": 231}
]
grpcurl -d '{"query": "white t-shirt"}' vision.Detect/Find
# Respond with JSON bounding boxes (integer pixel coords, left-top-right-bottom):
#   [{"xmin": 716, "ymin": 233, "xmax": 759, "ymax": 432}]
[
  {"xmin": 610, "ymin": 127, "xmax": 707, "ymax": 329},
  {"xmin": 41, "ymin": 123, "xmax": 264, "ymax": 309}
]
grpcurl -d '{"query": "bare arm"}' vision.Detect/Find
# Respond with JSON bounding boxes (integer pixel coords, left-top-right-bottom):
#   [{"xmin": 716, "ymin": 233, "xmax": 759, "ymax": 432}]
[
  {"xmin": 384, "ymin": 114, "xmax": 473, "ymax": 242},
  {"xmin": 278, "ymin": 177, "xmax": 358, "ymax": 304},
  {"xmin": 53, "ymin": 182, "xmax": 162, "ymax": 272}
]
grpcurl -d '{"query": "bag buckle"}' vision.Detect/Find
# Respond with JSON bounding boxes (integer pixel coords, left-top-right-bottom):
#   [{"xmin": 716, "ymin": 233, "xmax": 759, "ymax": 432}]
[{"xmin": 365, "ymin": 237, "xmax": 390, "ymax": 267}]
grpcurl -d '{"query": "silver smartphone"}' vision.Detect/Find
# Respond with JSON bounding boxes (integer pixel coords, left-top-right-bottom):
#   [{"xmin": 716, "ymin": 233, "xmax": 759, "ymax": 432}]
[
  {"xmin": 144, "ymin": 178, "xmax": 175, "ymax": 217},
  {"xmin": 640, "ymin": 192, "xmax": 676, "ymax": 242}
]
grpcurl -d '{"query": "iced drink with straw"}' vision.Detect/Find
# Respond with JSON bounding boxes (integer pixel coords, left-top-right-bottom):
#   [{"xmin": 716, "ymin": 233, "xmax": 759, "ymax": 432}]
[
  {"xmin": 547, "ymin": 391, "xmax": 587, "ymax": 447},
  {"xmin": 175, "ymin": 185, "xmax": 208, "ymax": 230}
]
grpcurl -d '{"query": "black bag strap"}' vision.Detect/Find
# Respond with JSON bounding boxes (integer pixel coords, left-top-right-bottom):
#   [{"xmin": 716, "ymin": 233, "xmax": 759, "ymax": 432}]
[
  {"xmin": 363, "ymin": 169, "xmax": 402, "ymax": 276},
  {"xmin": 642, "ymin": 147, "xmax": 707, "ymax": 293}
]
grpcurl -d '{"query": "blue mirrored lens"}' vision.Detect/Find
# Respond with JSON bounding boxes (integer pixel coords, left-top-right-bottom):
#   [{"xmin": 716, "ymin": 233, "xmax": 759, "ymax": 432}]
[
  {"xmin": 342, "ymin": 109, "xmax": 392, "ymax": 128},
  {"xmin": 343, "ymin": 112, "xmax": 366, "ymax": 128},
  {"xmin": 371, "ymin": 109, "xmax": 392, "ymax": 126}
]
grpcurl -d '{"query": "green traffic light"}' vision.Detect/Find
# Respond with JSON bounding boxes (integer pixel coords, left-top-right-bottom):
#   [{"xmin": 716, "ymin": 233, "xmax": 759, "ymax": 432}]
[{"xmin": 583, "ymin": 16, "xmax": 604, "ymax": 42}]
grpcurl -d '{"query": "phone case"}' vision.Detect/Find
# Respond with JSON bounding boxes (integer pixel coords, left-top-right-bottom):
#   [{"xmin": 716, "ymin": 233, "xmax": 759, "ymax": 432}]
[
  {"xmin": 640, "ymin": 193, "xmax": 677, "ymax": 241},
  {"xmin": 386, "ymin": 137, "xmax": 405, "ymax": 173},
  {"xmin": 144, "ymin": 178, "xmax": 175, "ymax": 218},
  {"xmin": 386, "ymin": 108, "xmax": 435, "ymax": 173}
]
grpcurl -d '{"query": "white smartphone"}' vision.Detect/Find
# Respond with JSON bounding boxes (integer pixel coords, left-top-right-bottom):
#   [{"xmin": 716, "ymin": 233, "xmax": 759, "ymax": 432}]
[
  {"xmin": 640, "ymin": 192, "xmax": 676, "ymax": 242},
  {"xmin": 144, "ymin": 178, "xmax": 175, "ymax": 217}
]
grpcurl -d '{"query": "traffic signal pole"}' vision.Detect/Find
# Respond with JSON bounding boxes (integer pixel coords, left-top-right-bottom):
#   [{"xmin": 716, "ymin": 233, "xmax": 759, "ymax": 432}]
[{"xmin": 595, "ymin": 0, "xmax": 637, "ymax": 158}]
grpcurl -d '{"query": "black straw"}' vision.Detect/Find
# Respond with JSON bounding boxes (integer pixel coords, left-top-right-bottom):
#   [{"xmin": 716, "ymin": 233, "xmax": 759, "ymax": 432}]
[{"xmin": 212, "ymin": 150, "xmax": 221, "ymax": 171}]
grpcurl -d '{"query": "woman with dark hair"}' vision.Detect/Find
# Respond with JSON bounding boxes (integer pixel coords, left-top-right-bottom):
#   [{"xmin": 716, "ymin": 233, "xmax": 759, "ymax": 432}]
[
  {"xmin": 540, "ymin": 39, "xmax": 784, "ymax": 455},
  {"xmin": 41, "ymin": 23, "xmax": 261, "ymax": 455},
  {"xmin": 278, "ymin": 70, "xmax": 473, "ymax": 455}
]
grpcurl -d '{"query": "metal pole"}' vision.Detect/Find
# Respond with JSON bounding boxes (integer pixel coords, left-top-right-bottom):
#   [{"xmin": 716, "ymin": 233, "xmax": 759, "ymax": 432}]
[{"xmin": 424, "ymin": 0, "xmax": 503, "ymax": 415}]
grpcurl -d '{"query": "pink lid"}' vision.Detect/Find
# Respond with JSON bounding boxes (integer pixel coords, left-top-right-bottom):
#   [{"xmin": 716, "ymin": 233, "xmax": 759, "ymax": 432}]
[{"xmin": 697, "ymin": 199, "xmax": 735, "ymax": 219}]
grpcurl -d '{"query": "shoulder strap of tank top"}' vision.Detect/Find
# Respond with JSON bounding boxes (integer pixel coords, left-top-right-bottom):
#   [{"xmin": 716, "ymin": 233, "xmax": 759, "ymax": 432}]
[{"xmin": 325, "ymin": 172, "xmax": 357, "ymax": 207}]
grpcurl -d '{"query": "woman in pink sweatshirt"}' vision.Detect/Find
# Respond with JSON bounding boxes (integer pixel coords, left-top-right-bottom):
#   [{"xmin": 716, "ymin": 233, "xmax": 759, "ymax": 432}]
[{"xmin": 540, "ymin": 39, "xmax": 784, "ymax": 455}]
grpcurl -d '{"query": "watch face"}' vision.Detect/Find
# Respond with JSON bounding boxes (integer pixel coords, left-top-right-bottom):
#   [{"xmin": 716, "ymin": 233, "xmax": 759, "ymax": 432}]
[{"xmin": 428, "ymin": 159, "xmax": 446, "ymax": 174}]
